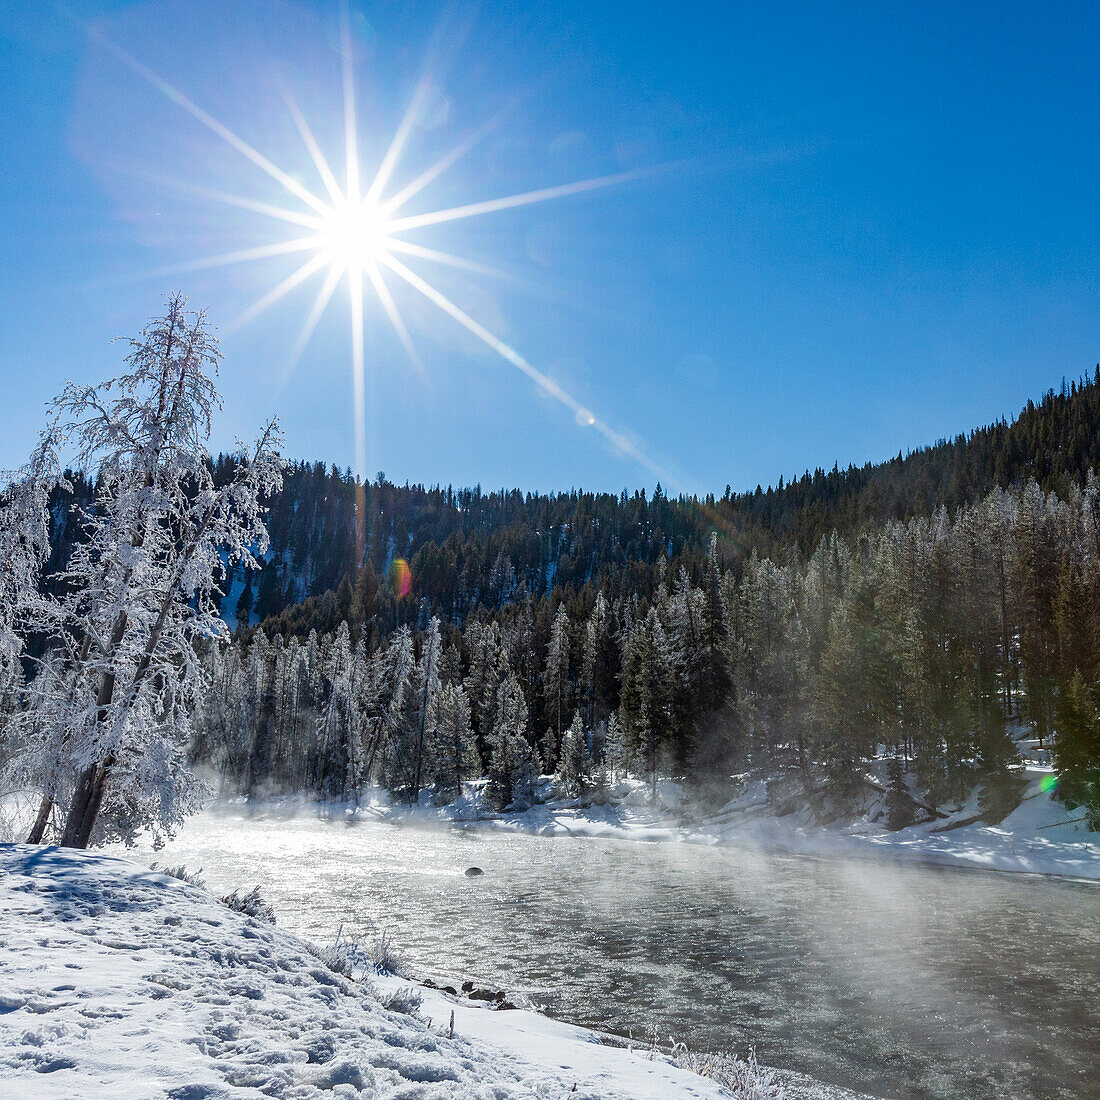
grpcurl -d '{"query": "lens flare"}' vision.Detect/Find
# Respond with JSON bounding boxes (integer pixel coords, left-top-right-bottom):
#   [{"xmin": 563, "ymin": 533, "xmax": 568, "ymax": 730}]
[
  {"xmin": 1040, "ymin": 774, "xmax": 1058, "ymax": 794},
  {"xmin": 390, "ymin": 558, "xmax": 412, "ymax": 599}
]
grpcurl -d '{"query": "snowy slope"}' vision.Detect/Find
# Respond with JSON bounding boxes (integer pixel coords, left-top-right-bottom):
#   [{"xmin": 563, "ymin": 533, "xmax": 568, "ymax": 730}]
[
  {"xmin": 691, "ymin": 769, "xmax": 1100, "ymax": 880},
  {"xmin": 0, "ymin": 844, "xmax": 733, "ymax": 1100},
  {"xmin": 372, "ymin": 977, "xmax": 871, "ymax": 1100}
]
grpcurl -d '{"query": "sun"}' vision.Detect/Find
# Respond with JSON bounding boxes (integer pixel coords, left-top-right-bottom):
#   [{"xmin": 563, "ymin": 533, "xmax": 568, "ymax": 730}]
[
  {"xmin": 94, "ymin": 4, "xmax": 672, "ymax": 487},
  {"xmin": 319, "ymin": 197, "xmax": 393, "ymax": 272}
]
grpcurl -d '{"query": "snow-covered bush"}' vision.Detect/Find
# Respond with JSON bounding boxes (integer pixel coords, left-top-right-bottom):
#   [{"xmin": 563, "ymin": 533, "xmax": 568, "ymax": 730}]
[
  {"xmin": 673, "ymin": 1043, "xmax": 785, "ymax": 1099},
  {"xmin": 379, "ymin": 985, "xmax": 423, "ymax": 1017},
  {"xmin": 221, "ymin": 885, "xmax": 276, "ymax": 924},
  {"xmin": 305, "ymin": 935, "xmax": 356, "ymax": 977},
  {"xmin": 307, "ymin": 923, "xmax": 408, "ymax": 980},
  {"xmin": 366, "ymin": 926, "xmax": 409, "ymax": 976},
  {"xmin": 152, "ymin": 863, "xmax": 206, "ymax": 889}
]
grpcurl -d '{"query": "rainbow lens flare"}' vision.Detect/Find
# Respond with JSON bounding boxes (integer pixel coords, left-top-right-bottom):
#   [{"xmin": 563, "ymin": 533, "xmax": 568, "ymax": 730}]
[{"xmin": 390, "ymin": 558, "xmax": 412, "ymax": 599}]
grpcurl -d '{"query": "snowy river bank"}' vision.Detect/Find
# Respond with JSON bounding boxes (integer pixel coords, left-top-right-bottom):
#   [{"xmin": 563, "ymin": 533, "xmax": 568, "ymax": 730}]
[
  {"xmin": 352, "ymin": 766, "xmax": 1100, "ymax": 882},
  {"xmin": 0, "ymin": 844, "xmax": 750, "ymax": 1099},
  {"xmin": 106, "ymin": 803, "xmax": 1098, "ymax": 1100}
]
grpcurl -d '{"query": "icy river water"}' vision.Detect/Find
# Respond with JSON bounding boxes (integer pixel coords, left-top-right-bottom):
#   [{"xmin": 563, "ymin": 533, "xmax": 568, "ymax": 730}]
[{"xmin": 126, "ymin": 806, "xmax": 1100, "ymax": 1100}]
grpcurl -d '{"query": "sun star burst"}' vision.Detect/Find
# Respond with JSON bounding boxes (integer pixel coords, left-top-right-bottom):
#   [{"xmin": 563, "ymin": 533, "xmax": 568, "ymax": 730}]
[
  {"xmin": 319, "ymin": 197, "xmax": 393, "ymax": 271},
  {"xmin": 86, "ymin": 4, "xmax": 672, "ymax": 487}
]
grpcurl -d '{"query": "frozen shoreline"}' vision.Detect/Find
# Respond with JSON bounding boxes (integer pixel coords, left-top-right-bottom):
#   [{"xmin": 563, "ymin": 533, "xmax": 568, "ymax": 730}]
[
  {"xmin": 0, "ymin": 843, "xmax": 739, "ymax": 1099},
  {"xmin": 0, "ymin": 842, "xmax": 877, "ymax": 1100},
  {"xmin": 2, "ymin": 775, "xmax": 1091, "ymax": 1097},
  {"xmin": 245, "ymin": 764, "xmax": 1100, "ymax": 883}
]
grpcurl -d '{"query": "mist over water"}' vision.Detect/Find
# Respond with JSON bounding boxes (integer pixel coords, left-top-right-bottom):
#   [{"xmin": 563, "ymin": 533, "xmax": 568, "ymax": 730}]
[{"xmin": 120, "ymin": 807, "xmax": 1100, "ymax": 1100}]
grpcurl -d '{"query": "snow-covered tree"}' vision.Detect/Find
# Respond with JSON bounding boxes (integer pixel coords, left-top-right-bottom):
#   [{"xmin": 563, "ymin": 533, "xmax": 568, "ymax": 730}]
[
  {"xmin": 0, "ymin": 426, "xmax": 63, "ymax": 821},
  {"xmin": 603, "ymin": 712, "xmax": 627, "ymax": 782},
  {"xmin": 411, "ymin": 615, "xmax": 442, "ymax": 802},
  {"xmin": 426, "ymin": 682, "xmax": 479, "ymax": 804},
  {"xmin": 619, "ymin": 607, "xmax": 673, "ymax": 802},
  {"xmin": 484, "ymin": 672, "xmax": 529, "ymax": 812},
  {"xmin": 556, "ymin": 712, "xmax": 590, "ymax": 798},
  {"xmin": 542, "ymin": 602, "xmax": 571, "ymax": 769},
  {"xmin": 378, "ymin": 626, "xmax": 416, "ymax": 795},
  {"xmin": 314, "ymin": 622, "xmax": 355, "ymax": 799},
  {"xmin": 463, "ymin": 619, "xmax": 505, "ymax": 749},
  {"xmin": 3, "ymin": 295, "xmax": 283, "ymax": 847},
  {"xmin": 509, "ymin": 733, "xmax": 541, "ymax": 811}
]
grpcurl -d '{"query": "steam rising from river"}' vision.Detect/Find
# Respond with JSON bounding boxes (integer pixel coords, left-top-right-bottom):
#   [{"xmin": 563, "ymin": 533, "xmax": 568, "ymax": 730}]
[{"xmin": 113, "ymin": 803, "xmax": 1100, "ymax": 1100}]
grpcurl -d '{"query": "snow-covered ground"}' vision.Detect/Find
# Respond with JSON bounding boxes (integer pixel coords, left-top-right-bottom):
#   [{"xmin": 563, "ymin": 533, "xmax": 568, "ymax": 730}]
[
  {"xmin": 4, "ymin": 842, "xmax": 845, "ymax": 1100},
  {"xmin": 2, "ymin": 770, "xmax": 1091, "ymax": 1098},
  {"xmin": 698, "ymin": 769, "xmax": 1099, "ymax": 880},
  {"xmin": 333, "ymin": 766, "xmax": 1099, "ymax": 882}
]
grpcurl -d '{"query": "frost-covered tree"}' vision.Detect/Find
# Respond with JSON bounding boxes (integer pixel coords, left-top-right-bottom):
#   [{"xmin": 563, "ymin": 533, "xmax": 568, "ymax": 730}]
[
  {"xmin": 556, "ymin": 713, "xmax": 590, "ymax": 798},
  {"xmin": 509, "ymin": 733, "xmax": 541, "ymax": 811},
  {"xmin": 314, "ymin": 622, "xmax": 355, "ymax": 799},
  {"xmin": 580, "ymin": 591, "xmax": 618, "ymax": 727},
  {"xmin": 542, "ymin": 603, "xmax": 571, "ymax": 769},
  {"xmin": 2, "ymin": 295, "xmax": 283, "ymax": 847},
  {"xmin": 603, "ymin": 712, "xmax": 627, "ymax": 782},
  {"xmin": 0, "ymin": 427, "xmax": 62, "ymax": 816},
  {"xmin": 463, "ymin": 619, "xmax": 505, "ymax": 756},
  {"xmin": 484, "ymin": 673, "xmax": 529, "ymax": 812},
  {"xmin": 378, "ymin": 625, "xmax": 416, "ymax": 795},
  {"xmin": 427, "ymin": 682, "xmax": 479, "ymax": 804},
  {"xmin": 411, "ymin": 615, "xmax": 442, "ymax": 802},
  {"xmin": 619, "ymin": 607, "xmax": 673, "ymax": 802}
]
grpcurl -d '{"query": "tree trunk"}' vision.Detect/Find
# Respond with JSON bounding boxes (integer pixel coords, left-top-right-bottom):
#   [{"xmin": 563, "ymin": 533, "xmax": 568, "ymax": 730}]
[
  {"xmin": 62, "ymin": 757, "xmax": 113, "ymax": 849},
  {"xmin": 26, "ymin": 795, "xmax": 53, "ymax": 844},
  {"xmin": 59, "ymin": 762, "xmax": 99, "ymax": 848},
  {"xmin": 59, "ymin": 609, "xmax": 128, "ymax": 847}
]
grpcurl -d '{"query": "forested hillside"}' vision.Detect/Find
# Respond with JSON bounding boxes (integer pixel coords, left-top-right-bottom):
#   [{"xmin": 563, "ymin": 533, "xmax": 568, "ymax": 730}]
[
  {"xmin": 193, "ymin": 475, "xmax": 1100, "ymax": 831},
  {"xmin": 246, "ymin": 368, "xmax": 1100, "ymax": 638},
  {"xmin": 180, "ymin": 373, "xmax": 1100, "ymax": 830},
  {"xmin": 19, "ymin": 369, "xmax": 1100, "ymax": 832},
  {"xmin": 37, "ymin": 368, "xmax": 1100, "ymax": 639}
]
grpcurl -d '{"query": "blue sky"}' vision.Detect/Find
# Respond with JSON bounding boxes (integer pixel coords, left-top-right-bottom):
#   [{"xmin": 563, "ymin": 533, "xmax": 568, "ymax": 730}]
[{"xmin": 1, "ymin": 1, "xmax": 1098, "ymax": 495}]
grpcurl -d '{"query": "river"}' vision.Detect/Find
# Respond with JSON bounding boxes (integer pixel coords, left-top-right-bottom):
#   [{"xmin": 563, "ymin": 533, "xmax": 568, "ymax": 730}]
[{"xmin": 119, "ymin": 806, "xmax": 1100, "ymax": 1100}]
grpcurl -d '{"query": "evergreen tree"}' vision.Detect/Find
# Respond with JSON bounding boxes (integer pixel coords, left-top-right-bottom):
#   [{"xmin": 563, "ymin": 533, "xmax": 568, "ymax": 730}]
[
  {"xmin": 619, "ymin": 608, "xmax": 673, "ymax": 803},
  {"xmin": 556, "ymin": 713, "xmax": 591, "ymax": 798},
  {"xmin": 885, "ymin": 755, "xmax": 914, "ymax": 831},
  {"xmin": 1053, "ymin": 672, "xmax": 1100, "ymax": 828},
  {"xmin": 604, "ymin": 712, "xmax": 627, "ymax": 782},
  {"xmin": 411, "ymin": 616, "xmax": 442, "ymax": 803},
  {"xmin": 542, "ymin": 603, "xmax": 571, "ymax": 769},
  {"xmin": 426, "ymin": 683, "xmax": 479, "ymax": 805},
  {"xmin": 509, "ymin": 733, "xmax": 541, "ymax": 811},
  {"xmin": 484, "ymin": 673, "xmax": 529, "ymax": 812}
]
